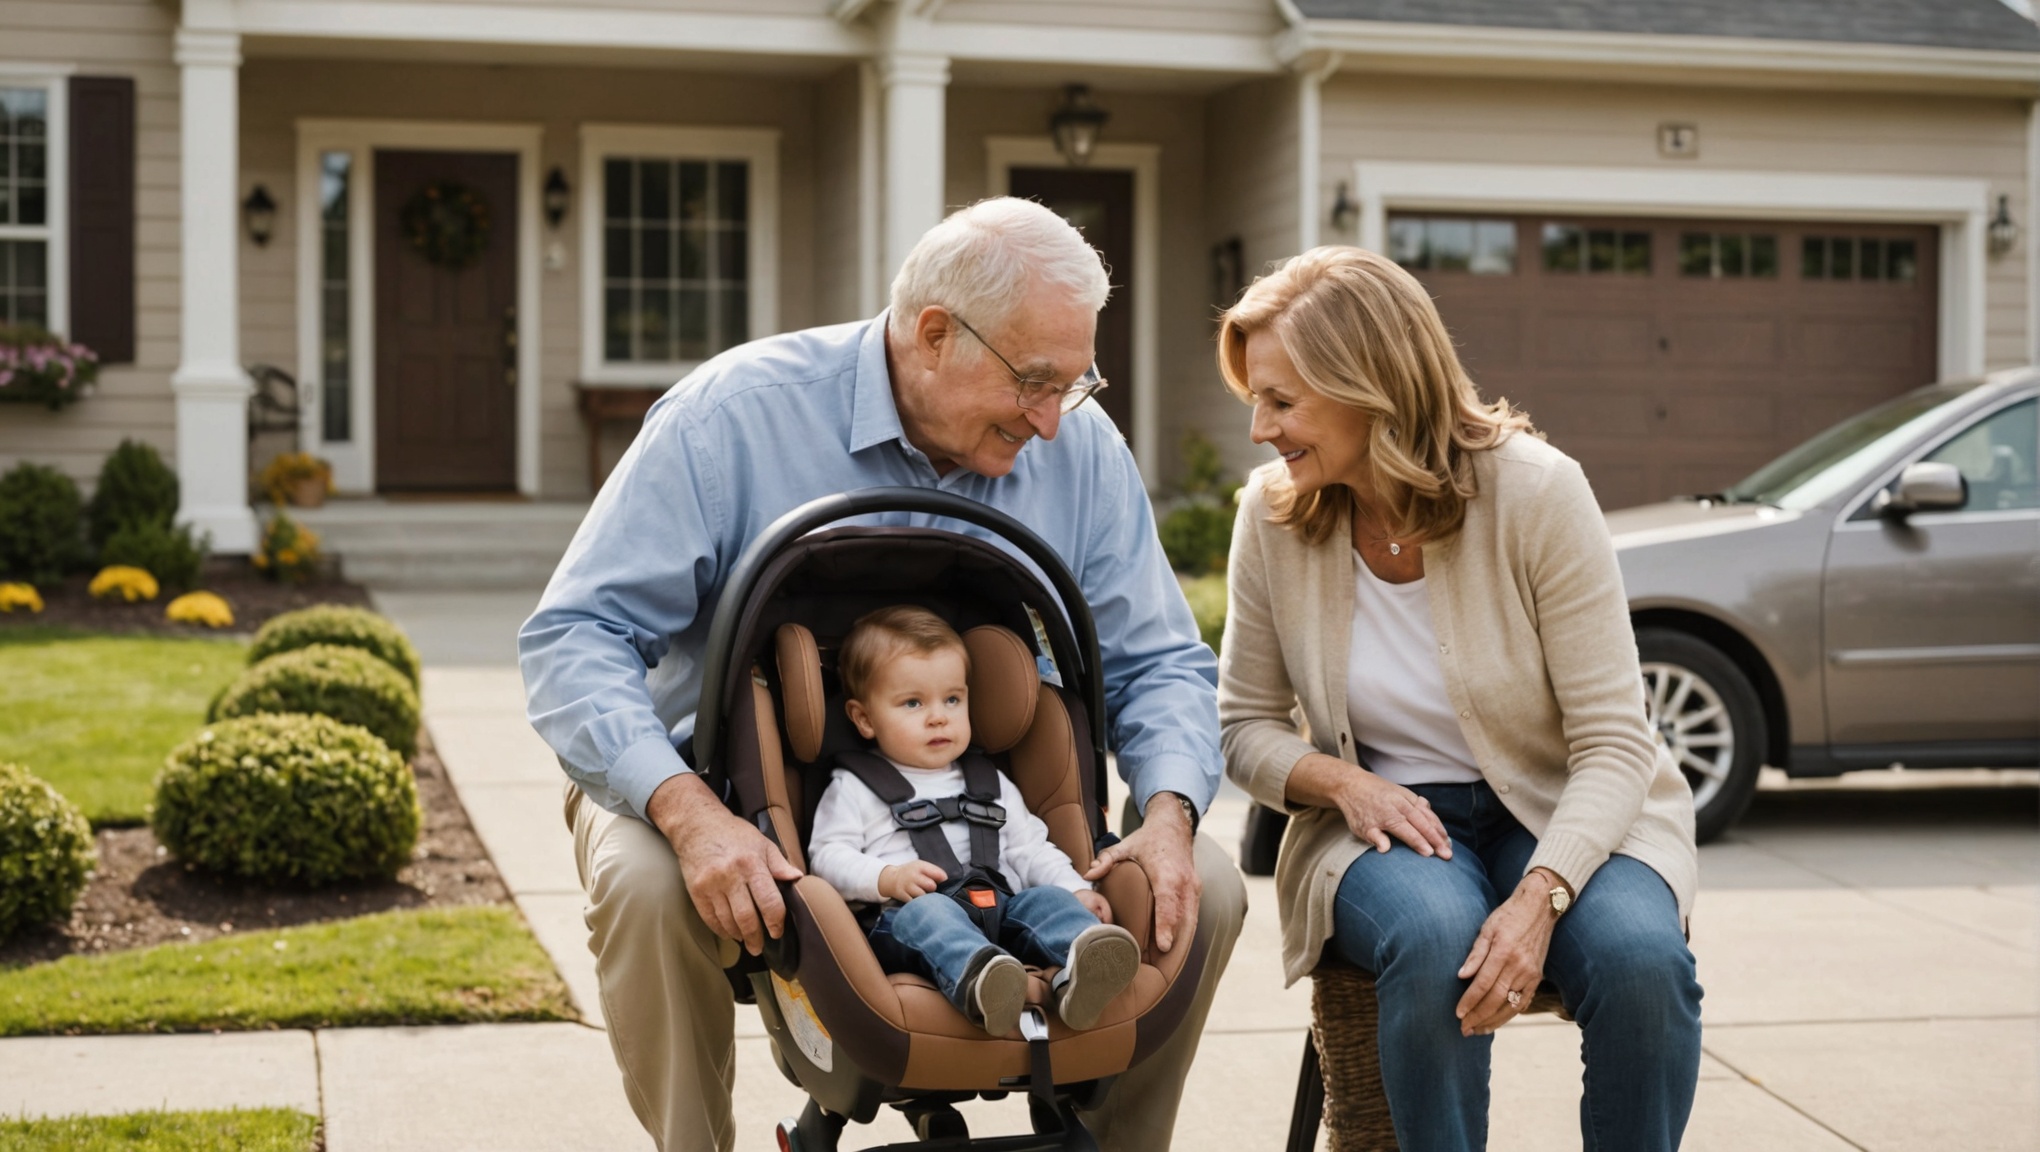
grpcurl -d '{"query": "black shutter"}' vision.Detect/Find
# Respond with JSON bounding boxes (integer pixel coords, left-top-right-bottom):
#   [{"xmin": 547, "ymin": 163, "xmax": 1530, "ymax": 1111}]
[{"xmin": 68, "ymin": 75, "xmax": 135, "ymax": 363}]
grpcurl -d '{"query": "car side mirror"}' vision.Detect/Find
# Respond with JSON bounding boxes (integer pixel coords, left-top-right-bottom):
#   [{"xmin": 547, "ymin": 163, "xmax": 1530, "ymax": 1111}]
[{"xmin": 1872, "ymin": 461, "xmax": 1967, "ymax": 517}]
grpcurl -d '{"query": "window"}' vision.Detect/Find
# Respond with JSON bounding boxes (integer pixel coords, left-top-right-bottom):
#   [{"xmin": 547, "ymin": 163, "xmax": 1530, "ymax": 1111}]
[
  {"xmin": 318, "ymin": 151, "xmax": 352, "ymax": 443},
  {"xmin": 1679, "ymin": 232, "xmax": 1778, "ymax": 279},
  {"xmin": 1543, "ymin": 224, "xmax": 1650, "ymax": 275},
  {"xmin": 1388, "ymin": 217, "xmax": 1515, "ymax": 275},
  {"xmin": 1923, "ymin": 398, "xmax": 2037, "ymax": 512},
  {"xmin": 1803, "ymin": 236, "xmax": 1917, "ymax": 283},
  {"xmin": 579, "ymin": 125, "xmax": 779, "ymax": 384},
  {"xmin": 0, "ymin": 83, "xmax": 57, "ymax": 329}
]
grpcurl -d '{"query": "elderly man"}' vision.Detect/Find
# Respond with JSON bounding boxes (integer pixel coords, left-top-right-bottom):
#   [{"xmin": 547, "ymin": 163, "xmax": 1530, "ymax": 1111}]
[{"xmin": 520, "ymin": 197, "xmax": 1245, "ymax": 1152}]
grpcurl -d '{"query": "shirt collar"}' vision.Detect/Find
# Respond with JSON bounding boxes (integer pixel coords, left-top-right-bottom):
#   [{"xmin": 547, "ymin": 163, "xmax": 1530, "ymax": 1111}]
[{"xmin": 849, "ymin": 311, "xmax": 909, "ymax": 455}]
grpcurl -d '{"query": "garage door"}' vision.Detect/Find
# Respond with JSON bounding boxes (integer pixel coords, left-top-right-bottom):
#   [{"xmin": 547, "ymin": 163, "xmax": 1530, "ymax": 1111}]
[{"xmin": 1390, "ymin": 214, "xmax": 1940, "ymax": 510}]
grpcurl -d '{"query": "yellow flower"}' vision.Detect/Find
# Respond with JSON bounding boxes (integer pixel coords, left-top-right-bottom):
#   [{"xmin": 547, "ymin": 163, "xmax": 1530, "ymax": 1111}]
[
  {"xmin": 89, "ymin": 565, "xmax": 160, "ymax": 603},
  {"xmin": 0, "ymin": 582, "xmax": 44, "ymax": 613},
  {"xmin": 165, "ymin": 590, "xmax": 235, "ymax": 629},
  {"xmin": 252, "ymin": 553, "xmax": 270, "ymax": 568},
  {"xmin": 277, "ymin": 550, "xmax": 299, "ymax": 566}
]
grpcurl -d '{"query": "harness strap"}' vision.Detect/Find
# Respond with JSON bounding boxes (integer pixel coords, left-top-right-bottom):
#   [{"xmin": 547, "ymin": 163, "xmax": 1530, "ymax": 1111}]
[
  {"xmin": 958, "ymin": 752, "xmax": 1006, "ymax": 874},
  {"xmin": 834, "ymin": 749, "xmax": 969, "ymax": 879}
]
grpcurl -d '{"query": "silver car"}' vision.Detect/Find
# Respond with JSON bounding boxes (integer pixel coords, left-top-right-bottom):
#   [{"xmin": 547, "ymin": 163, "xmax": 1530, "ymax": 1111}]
[{"xmin": 1618, "ymin": 369, "xmax": 2039, "ymax": 841}]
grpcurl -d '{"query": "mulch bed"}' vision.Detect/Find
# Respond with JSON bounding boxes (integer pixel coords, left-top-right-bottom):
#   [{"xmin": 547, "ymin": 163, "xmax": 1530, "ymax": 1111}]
[
  {"xmin": 0, "ymin": 731, "xmax": 513, "ymax": 970},
  {"xmin": 0, "ymin": 559, "xmax": 373, "ymax": 638}
]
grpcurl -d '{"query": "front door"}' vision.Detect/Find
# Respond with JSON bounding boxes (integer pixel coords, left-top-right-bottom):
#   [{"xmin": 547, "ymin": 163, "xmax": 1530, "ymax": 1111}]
[
  {"xmin": 1007, "ymin": 167, "xmax": 1135, "ymax": 442},
  {"xmin": 374, "ymin": 149, "xmax": 518, "ymax": 491}
]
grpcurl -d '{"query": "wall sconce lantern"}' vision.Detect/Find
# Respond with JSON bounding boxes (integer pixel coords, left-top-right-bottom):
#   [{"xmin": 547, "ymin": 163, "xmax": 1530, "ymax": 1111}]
[
  {"xmin": 1329, "ymin": 181, "xmax": 1358, "ymax": 233},
  {"xmin": 1049, "ymin": 85, "xmax": 1110, "ymax": 168},
  {"xmin": 543, "ymin": 167, "xmax": 572, "ymax": 230},
  {"xmin": 242, "ymin": 184, "xmax": 277, "ymax": 248},
  {"xmin": 1988, "ymin": 194, "xmax": 2020, "ymax": 257}
]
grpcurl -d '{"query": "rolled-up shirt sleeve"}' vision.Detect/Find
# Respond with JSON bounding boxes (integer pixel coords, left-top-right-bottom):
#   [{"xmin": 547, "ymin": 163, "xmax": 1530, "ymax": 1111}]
[
  {"xmin": 519, "ymin": 398, "xmax": 727, "ymax": 821},
  {"xmin": 1078, "ymin": 437, "xmax": 1222, "ymax": 819}
]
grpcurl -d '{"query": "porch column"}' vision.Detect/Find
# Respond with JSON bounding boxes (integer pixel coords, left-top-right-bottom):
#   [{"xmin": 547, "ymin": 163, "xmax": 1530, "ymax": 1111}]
[
  {"xmin": 171, "ymin": 29, "xmax": 257, "ymax": 554},
  {"xmin": 880, "ymin": 52, "xmax": 950, "ymax": 283}
]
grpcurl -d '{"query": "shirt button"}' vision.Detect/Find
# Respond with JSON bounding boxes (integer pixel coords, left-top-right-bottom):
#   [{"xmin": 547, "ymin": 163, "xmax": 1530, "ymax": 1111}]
[
  {"xmin": 1459, "ymin": 709, "xmax": 1470, "ymax": 719},
  {"xmin": 1498, "ymin": 783, "xmax": 1511, "ymax": 794},
  {"xmin": 1438, "ymin": 644, "xmax": 1449, "ymax": 654}
]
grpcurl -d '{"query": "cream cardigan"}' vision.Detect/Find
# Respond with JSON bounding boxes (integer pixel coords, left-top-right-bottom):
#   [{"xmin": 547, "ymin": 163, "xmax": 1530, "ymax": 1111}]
[{"xmin": 1218, "ymin": 432, "xmax": 1698, "ymax": 986}]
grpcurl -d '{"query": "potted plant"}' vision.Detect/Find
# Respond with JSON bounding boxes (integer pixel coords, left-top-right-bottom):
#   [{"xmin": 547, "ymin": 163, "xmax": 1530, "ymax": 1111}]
[
  {"xmin": 0, "ymin": 326, "xmax": 98, "ymax": 411},
  {"xmin": 258, "ymin": 452, "xmax": 334, "ymax": 508}
]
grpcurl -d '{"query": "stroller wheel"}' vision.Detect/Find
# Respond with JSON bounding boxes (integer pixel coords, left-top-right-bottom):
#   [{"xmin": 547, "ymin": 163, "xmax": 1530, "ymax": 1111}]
[
  {"xmin": 774, "ymin": 1118, "xmax": 801, "ymax": 1152},
  {"xmin": 781, "ymin": 1101, "xmax": 846, "ymax": 1152}
]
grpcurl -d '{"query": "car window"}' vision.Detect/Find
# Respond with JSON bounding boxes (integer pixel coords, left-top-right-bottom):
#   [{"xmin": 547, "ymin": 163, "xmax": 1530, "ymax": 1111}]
[
  {"xmin": 1723, "ymin": 381, "xmax": 1986, "ymax": 510},
  {"xmin": 1922, "ymin": 397, "xmax": 2038, "ymax": 512}
]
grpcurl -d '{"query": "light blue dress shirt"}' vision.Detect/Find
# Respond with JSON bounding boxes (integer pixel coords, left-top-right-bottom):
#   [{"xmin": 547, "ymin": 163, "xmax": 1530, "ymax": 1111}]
[{"xmin": 519, "ymin": 314, "xmax": 1220, "ymax": 824}]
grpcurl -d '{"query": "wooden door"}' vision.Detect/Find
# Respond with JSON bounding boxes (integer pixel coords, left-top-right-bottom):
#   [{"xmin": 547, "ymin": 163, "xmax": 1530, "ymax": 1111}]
[
  {"xmin": 1007, "ymin": 167, "xmax": 1135, "ymax": 441},
  {"xmin": 374, "ymin": 150, "xmax": 518, "ymax": 491}
]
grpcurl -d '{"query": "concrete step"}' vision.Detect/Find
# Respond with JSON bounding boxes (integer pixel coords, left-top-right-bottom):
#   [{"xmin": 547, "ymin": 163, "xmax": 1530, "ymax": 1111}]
[{"xmin": 292, "ymin": 500, "xmax": 589, "ymax": 591}]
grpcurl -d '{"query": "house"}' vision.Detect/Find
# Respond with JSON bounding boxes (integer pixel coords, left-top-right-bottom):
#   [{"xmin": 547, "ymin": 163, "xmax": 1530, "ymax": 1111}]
[{"xmin": 0, "ymin": 0, "xmax": 2035, "ymax": 553}]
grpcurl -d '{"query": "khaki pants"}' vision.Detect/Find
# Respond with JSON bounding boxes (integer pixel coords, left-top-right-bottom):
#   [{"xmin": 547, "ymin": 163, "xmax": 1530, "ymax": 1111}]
[{"xmin": 567, "ymin": 781, "xmax": 1247, "ymax": 1152}]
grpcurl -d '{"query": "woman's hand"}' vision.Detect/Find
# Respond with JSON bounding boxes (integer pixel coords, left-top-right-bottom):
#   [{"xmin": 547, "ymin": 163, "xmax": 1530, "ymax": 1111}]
[
  {"xmin": 878, "ymin": 860, "xmax": 947, "ymax": 902},
  {"xmin": 1455, "ymin": 868, "xmax": 1564, "ymax": 1035},
  {"xmin": 1289, "ymin": 753, "xmax": 1453, "ymax": 858}
]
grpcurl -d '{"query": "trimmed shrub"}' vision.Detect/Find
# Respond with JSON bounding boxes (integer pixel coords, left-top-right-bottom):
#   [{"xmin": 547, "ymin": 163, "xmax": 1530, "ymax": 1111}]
[
  {"xmin": 0, "ymin": 461, "xmax": 87, "ymax": 588},
  {"xmin": 151, "ymin": 713, "xmax": 420, "ymax": 887},
  {"xmin": 211, "ymin": 645, "xmax": 421, "ymax": 759},
  {"xmin": 87, "ymin": 438, "xmax": 179, "ymax": 549},
  {"xmin": 1159, "ymin": 502, "xmax": 1234, "ymax": 575},
  {"xmin": 0, "ymin": 761, "xmax": 96, "ymax": 942},
  {"xmin": 249, "ymin": 604, "xmax": 423, "ymax": 688},
  {"xmin": 99, "ymin": 518, "xmax": 209, "ymax": 592}
]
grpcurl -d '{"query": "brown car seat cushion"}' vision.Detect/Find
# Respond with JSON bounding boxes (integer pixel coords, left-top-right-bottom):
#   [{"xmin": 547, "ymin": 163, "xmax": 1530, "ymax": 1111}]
[
  {"xmin": 961, "ymin": 624, "xmax": 1039, "ymax": 753},
  {"xmin": 775, "ymin": 623, "xmax": 827, "ymax": 764}
]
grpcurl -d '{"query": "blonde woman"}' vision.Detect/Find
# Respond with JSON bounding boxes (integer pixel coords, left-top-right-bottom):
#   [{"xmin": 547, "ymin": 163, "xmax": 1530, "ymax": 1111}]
[{"xmin": 1216, "ymin": 247, "xmax": 1701, "ymax": 1151}]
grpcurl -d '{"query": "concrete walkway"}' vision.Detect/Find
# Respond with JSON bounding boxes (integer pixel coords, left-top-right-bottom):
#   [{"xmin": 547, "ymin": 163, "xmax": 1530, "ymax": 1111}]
[{"xmin": 5, "ymin": 587, "xmax": 2035, "ymax": 1151}]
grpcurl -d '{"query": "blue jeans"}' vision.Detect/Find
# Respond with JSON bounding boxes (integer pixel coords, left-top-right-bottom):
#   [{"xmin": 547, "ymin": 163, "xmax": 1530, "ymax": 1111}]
[
  {"xmin": 869, "ymin": 885, "xmax": 1101, "ymax": 1015},
  {"xmin": 1330, "ymin": 781, "xmax": 1702, "ymax": 1152}
]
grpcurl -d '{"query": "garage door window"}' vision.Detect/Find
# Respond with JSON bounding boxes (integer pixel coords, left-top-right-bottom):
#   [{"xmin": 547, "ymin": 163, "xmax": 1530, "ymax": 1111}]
[
  {"xmin": 1543, "ymin": 224, "xmax": 1649, "ymax": 275},
  {"xmin": 1803, "ymin": 236, "xmax": 1917, "ymax": 284},
  {"xmin": 1679, "ymin": 232, "xmax": 1778, "ymax": 279},
  {"xmin": 1389, "ymin": 217, "xmax": 1515, "ymax": 274}
]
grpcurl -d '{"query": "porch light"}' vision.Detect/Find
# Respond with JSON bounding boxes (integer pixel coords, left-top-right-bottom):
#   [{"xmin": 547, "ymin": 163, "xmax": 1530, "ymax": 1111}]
[
  {"xmin": 242, "ymin": 184, "xmax": 278, "ymax": 248},
  {"xmin": 1049, "ymin": 85, "xmax": 1109, "ymax": 167},
  {"xmin": 1989, "ymin": 194, "xmax": 2019, "ymax": 257},
  {"xmin": 1329, "ymin": 181, "xmax": 1358, "ymax": 233},
  {"xmin": 544, "ymin": 166, "xmax": 571, "ymax": 230}
]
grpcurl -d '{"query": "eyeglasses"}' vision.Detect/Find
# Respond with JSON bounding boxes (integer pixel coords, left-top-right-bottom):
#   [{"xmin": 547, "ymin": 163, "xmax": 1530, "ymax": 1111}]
[{"xmin": 950, "ymin": 313, "xmax": 1108, "ymax": 414}]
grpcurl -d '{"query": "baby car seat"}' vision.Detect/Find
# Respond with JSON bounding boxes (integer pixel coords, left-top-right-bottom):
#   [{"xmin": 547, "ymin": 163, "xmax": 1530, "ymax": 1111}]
[{"xmin": 690, "ymin": 489, "xmax": 1213, "ymax": 1151}]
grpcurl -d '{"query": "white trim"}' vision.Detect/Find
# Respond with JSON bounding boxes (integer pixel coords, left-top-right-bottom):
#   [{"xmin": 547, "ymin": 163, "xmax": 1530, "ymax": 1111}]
[
  {"xmin": 294, "ymin": 118, "xmax": 544, "ymax": 495},
  {"xmin": 232, "ymin": 1, "xmax": 870, "ymax": 58},
  {"xmin": 858, "ymin": 60, "xmax": 883, "ymax": 316},
  {"xmin": 2030, "ymin": 100, "xmax": 2039, "ymax": 365},
  {"xmin": 0, "ymin": 72, "xmax": 68, "ymax": 340},
  {"xmin": 1354, "ymin": 160, "xmax": 1992, "ymax": 378},
  {"xmin": 985, "ymin": 137, "xmax": 1161, "ymax": 487},
  {"xmin": 1285, "ymin": 20, "xmax": 2040, "ymax": 95},
  {"xmin": 925, "ymin": 23, "xmax": 1276, "ymax": 73},
  {"xmin": 576, "ymin": 124, "xmax": 781, "ymax": 388}
]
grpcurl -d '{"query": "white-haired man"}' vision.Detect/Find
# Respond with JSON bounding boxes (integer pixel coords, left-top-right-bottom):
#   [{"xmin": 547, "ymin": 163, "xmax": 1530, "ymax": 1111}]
[{"xmin": 521, "ymin": 198, "xmax": 1245, "ymax": 1152}]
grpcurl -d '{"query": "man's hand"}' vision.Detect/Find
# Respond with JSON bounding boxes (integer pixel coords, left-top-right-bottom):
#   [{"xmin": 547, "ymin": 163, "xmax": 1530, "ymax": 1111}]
[
  {"xmin": 647, "ymin": 772, "xmax": 803, "ymax": 957},
  {"xmin": 1074, "ymin": 887, "xmax": 1114, "ymax": 924},
  {"xmin": 1082, "ymin": 791, "xmax": 1199, "ymax": 953},
  {"xmin": 878, "ymin": 860, "xmax": 947, "ymax": 902}
]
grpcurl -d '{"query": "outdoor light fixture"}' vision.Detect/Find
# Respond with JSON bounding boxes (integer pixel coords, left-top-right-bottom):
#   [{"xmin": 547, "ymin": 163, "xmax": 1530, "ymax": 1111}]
[
  {"xmin": 242, "ymin": 184, "xmax": 277, "ymax": 248},
  {"xmin": 1989, "ymin": 194, "xmax": 2019, "ymax": 257},
  {"xmin": 1049, "ymin": 85, "xmax": 1109, "ymax": 167},
  {"xmin": 1329, "ymin": 181, "xmax": 1358, "ymax": 232},
  {"xmin": 543, "ymin": 166, "xmax": 571, "ymax": 230}
]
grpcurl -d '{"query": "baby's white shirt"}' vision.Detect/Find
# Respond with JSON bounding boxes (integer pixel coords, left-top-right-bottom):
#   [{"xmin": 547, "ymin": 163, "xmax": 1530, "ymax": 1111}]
[{"xmin": 807, "ymin": 756, "xmax": 1091, "ymax": 904}]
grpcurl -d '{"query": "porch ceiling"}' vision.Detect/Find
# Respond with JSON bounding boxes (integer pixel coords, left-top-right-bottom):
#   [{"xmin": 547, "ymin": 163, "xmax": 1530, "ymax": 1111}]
[{"xmin": 240, "ymin": 34, "xmax": 851, "ymax": 79}]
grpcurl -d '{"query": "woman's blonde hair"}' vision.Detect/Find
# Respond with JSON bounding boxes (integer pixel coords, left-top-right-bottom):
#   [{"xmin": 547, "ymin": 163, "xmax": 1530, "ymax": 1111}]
[{"xmin": 1216, "ymin": 246, "xmax": 1535, "ymax": 545}]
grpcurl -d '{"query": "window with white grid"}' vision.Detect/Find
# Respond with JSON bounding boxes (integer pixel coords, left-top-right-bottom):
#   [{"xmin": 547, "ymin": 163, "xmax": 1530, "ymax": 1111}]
[{"xmin": 0, "ymin": 84, "xmax": 54, "ymax": 329}]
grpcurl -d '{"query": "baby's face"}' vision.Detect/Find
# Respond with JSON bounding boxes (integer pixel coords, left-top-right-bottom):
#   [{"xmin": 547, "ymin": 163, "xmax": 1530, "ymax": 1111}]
[{"xmin": 845, "ymin": 647, "xmax": 972, "ymax": 770}]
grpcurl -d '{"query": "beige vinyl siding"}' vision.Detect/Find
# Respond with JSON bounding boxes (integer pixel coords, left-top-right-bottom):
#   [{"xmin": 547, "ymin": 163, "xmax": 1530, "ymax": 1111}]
[
  {"xmin": 239, "ymin": 57, "xmax": 824, "ymax": 499},
  {"xmin": 1318, "ymin": 74, "xmax": 2033, "ymax": 372},
  {"xmin": 947, "ymin": 85, "xmax": 1225, "ymax": 489},
  {"xmin": 813, "ymin": 64, "xmax": 867, "ymax": 326},
  {"xmin": 0, "ymin": 0, "xmax": 178, "ymax": 492},
  {"xmin": 942, "ymin": 0, "xmax": 1280, "ymax": 36},
  {"xmin": 1200, "ymin": 75, "xmax": 1297, "ymax": 483},
  {"xmin": 357, "ymin": 0, "xmax": 829, "ymax": 12}
]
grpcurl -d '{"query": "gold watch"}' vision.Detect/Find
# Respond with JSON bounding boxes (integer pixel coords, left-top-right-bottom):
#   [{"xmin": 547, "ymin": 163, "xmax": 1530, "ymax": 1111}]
[{"xmin": 1533, "ymin": 868, "xmax": 1572, "ymax": 917}]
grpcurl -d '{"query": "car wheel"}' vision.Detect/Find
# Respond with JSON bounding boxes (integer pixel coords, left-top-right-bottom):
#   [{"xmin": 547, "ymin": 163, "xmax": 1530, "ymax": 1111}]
[
  {"xmin": 1239, "ymin": 802, "xmax": 1288, "ymax": 877},
  {"xmin": 1636, "ymin": 627, "xmax": 1767, "ymax": 844}
]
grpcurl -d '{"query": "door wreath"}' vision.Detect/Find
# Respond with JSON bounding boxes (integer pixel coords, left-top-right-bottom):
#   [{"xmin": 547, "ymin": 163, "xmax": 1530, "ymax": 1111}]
[{"xmin": 400, "ymin": 181, "xmax": 491, "ymax": 269}]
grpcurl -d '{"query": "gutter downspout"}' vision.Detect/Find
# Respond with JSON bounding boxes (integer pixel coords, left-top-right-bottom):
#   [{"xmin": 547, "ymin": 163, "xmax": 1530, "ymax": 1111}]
[{"xmin": 1296, "ymin": 50, "xmax": 1343, "ymax": 254}]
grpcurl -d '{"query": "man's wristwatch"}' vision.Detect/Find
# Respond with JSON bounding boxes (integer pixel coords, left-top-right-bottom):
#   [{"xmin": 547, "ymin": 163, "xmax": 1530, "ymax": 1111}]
[{"xmin": 1156, "ymin": 791, "xmax": 1201, "ymax": 835}]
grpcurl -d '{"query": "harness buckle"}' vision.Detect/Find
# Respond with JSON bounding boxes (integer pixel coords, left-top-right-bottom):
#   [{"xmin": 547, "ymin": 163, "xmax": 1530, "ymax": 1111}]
[
  {"xmin": 958, "ymin": 798, "xmax": 1007, "ymax": 827},
  {"xmin": 968, "ymin": 887, "xmax": 999, "ymax": 909},
  {"xmin": 890, "ymin": 798, "xmax": 947, "ymax": 831}
]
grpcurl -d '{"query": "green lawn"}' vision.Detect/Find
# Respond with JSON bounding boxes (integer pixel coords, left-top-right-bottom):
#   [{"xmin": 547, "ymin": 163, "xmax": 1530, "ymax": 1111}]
[
  {"xmin": 0, "ymin": 1109, "xmax": 318, "ymax": 1152},
  {"xmin": 0, "ymin": 628, "xmax": 247, "ymax": 825},
  {"xmin": 0, "ymin": 906, "xmax": 575, "ymax": 1036}
]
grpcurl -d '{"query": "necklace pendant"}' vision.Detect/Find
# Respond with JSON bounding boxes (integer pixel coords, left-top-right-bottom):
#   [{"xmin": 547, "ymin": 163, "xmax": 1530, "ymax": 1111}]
[{"xmin": 1389, "ymin": 542, "xmax": 1401, "ymax": 556}]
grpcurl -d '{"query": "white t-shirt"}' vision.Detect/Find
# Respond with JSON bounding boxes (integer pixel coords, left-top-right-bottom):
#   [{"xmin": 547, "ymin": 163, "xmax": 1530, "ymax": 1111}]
[
  {"xmin": 808, "ymin": 756, "xmax": 1092, "ymax": 905},
  {"xmin": 1346, "ymin": 553, "xmax": 1485, "ymax": 787}
]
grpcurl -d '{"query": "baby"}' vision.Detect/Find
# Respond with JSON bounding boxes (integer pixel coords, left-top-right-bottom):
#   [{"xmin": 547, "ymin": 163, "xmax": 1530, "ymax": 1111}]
[{"xmin": 808, "ymin": 605, "xmax": 1140, "ymax": 1038}]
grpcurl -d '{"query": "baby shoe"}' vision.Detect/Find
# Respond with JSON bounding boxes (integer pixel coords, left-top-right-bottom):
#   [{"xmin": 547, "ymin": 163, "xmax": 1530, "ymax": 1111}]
[
  {"xmin": 1053, "ymin": 924, "xmax": 1140, "ymax": 1030},
  {"xmin": 967, "ymin": 952, "xmax": 1028, "ymax": 1038}
]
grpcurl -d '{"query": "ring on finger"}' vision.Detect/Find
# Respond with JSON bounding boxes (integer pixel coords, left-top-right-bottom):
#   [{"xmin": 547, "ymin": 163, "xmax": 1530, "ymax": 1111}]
[{"xmin": 1505, "ymin": 989, "xmax": 1523, "ymax": 1009}]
